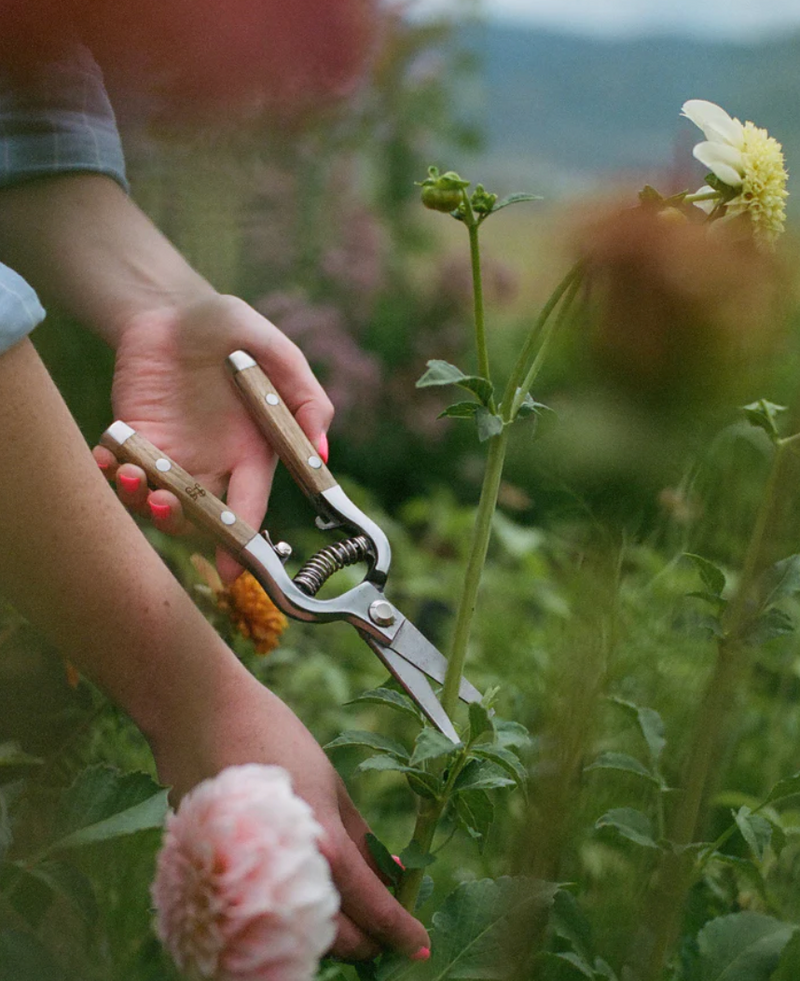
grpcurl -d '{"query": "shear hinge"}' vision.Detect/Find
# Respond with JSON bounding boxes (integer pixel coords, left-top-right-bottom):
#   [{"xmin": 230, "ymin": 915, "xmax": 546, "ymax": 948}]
[{"xmin": 293, "ymin": 535, "xmax": 372, "ymax": 596}]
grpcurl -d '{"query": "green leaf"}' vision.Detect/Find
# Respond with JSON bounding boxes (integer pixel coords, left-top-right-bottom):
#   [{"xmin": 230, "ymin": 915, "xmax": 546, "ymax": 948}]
[
  {"xmin": 416, "ymin": 360, "xmax": 494, "ymax": 407},
  {"xmin": 770, "ymin": 927, "xmax": 800, "ymax": 979},
  {"xmin": 406, "ymin": 770, "xmax": 442, "ymax": 801},
  {"xmin": 687, "ymin": 590, "xmax": 728, "ymax": 611},
  {"xmin": 490, "ymin": 192, "xmax": 543, "ymax": 213},
  {"xmin": 398, "ymin": 841, "xmax": 436, "ymax": 870},
  {"xmin": 410, "ymin": 728, "xmax": 461, "ymax": 767},
  {"xmin": 0, "ymin": 929, "xmax": 67, "ymax": 981},
  {"xmin": 540, "ymin": 951, "xmax": 595, "ymax": 977},
  {"xmin": 595, "ymin": 808, "xmax": 659, "ymax": 849},
  {"xmin": 766, "ymin": 771, "xmax": 800, "ymax": 805},
  {"xmin": 454, "ymin": 759, "xmax": 516, "ymax": 794},
  {"xmin": 346, "ymin": 688, "xmax": 424, "ymax": 722},
  {"xmin": 550, "ymin": 889, "xmax": 594, "ymax": 964},
  {"xmin": 455, "ymin": 791, "xmax": 495, "ymax": 845},
  {"xmin": 468, "ymin": 702, "xmax": 494, "ymax": 743},
  {"xmin": 356, "ymin": 755, "xmax": 411, "ymax": 774},
  {"xmin": 472, "ymin": 746, "xmax": 528, "ymax": 793},
  {"xmin": 696, "ymin": 912, "xmax": 796, "ymax": 981},
  {"xmin": 494, "ymin": 720, "xmax": 532, "ymax": 750},
  {"xmin": 734, "ymin": 806, "xmax": 773, "ymax": 862},
  {"xmin": 324, "ymin": 730, "xmax": 409, "ymax": 761},
  {"xmin": 49, "ymin": 766, "xmax": 168, "ymax": 853},
  {"xmin": 712, "ymin": 854, "xmax": 768, "ymax": 904},
  {"xmin": 26, "ymin": 862, "xmax": 98, "ymax": 925},
  {"xmin": 427, "ymin": 877, "xmax": 559, "ymax": 979},
  {"xmin": 476, "ymin": 408, "xmax": 504, "ymax": 442},
  {"xmin": 742, "ymin": 400, "xmax": 787, "ymax": 440},
  {"xmin": 684, "ymin": 553, "xmax": 726, "ymax": 596},
  {"xmin": 759, "ymin": 555, "xmax": 800, "ymax": 607},
  {"xmin": 416, "ymin": 875, "xmax": 435, "ymax": 912},
  {"xmin": 515, "ymin": 392, "xmax": 551, "ymax": 419},
  {"xmin": 744, "ymin": 608, "xmax": 795, "ymax": 646},
  {"xmin": 608, "ymin": 699, "xmax": 666, "ymax": 766},
  {"xmin": 439, "ymin": 402, "xmax": 480, "ymax": 420},
  {"xmin": 366, "ymin": 833, "xmax": 403, "ymax": 887},
  {"xmin": 584, "ymin": 752, "xmax": 658, "ymax": 784}
]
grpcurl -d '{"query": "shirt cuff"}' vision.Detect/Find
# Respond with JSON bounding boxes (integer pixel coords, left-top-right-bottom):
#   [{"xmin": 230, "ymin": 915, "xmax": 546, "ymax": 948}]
[
  {"xmin": 0, "ymin": 40, "xmax": 127, "ymax": 192},
  {"xmin": 0, "ymin": 263, "xmax": 46, "ymax": 355}
]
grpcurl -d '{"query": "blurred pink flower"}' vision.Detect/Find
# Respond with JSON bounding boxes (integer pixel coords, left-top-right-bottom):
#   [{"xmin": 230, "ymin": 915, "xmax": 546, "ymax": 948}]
[{"xmin": 152, "ymin": 765, "xmax": 339, "ymax": 981}]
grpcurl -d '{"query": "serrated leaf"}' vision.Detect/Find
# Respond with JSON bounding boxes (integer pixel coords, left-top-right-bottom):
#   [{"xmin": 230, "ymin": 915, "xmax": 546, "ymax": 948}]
[
  {"xmin": 455, "ymin": 791, "xmax": 495, "ymax": 846},
  {"xmin": 468, "ymin": 703, "xmax": 494, "ymax": 743},
  {"xmin": 744, "ymin": 608, "xmax": 795, "ymax": 646},
  {"xmin": 366, "ymin": 833, "xmax": 403, "ymax": 887},
  {"xmin": 476, "ymin": 408, "xmax": 504, "ymax": 442},
  {"xmin": 585, "ymin": 752, "xmax": 658, "ymax": 784},
  {"xmin": 346, "ymin": 688, "xmax": 424, "ymax": 722},
  {"xmin": 490, "ymin": 192, "xmax": 543, "ymax": 213},
  {"xmin": 595, "ymin": 808, "xmax": 659, "ymax": 849},
  {"xmin": 356, "ymin": 755, "xmax": 411, "ymax": 774},
  {"xmin": 426, "ymin": 877, "xmax": 559, "ymax": 979},
  {"xmin": 765, "ymin": 771, "xmax": 800, "ymax": 805},
  {"xmin": 439, "ymin": 402, "xmax": 480, "ymax": 420},
  {"xmin": 734, "ymin": 806, "xmax": 773, "ymax": 862},
  {"xmin": 608, "ymin": 699, "xmax": 666, "ymax": 766},
  {"xmin": 398, "ymin": 841, "xmax": 436, "ymax": 870},
  {"xmin": 410, "ymin": 728, "xmax": 461, "ymax": 767},
  {"xmin": 684, "ymin": 553, "xmax": 726, "ymax": 596},
  {"xmin": 454, "ymin": 759, "xmax": 516, "ymax": 794},
  {"xmin": 324, "ymin": 730, "xmax": 409, "ymax": 761},
  {"xmin": 49, "ymin": 766, "xmax": 168, "ymax": 853},
  {"xmin": 696, "ymin": 912, "xmax": 796, "ymax": 981},
  {"xmin": 472, "ymin": 746, "xmax": 528, "ymax": 793},
  {"xmin": 416, "ymin": 875, "xmax": 435, "ymax": 912}
]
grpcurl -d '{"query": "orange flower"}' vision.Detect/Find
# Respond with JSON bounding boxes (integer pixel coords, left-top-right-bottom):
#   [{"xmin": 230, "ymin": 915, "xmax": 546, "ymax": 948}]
[{"xmin": 191, "ymin": 556, "xmax": 287, "ymax": 656}]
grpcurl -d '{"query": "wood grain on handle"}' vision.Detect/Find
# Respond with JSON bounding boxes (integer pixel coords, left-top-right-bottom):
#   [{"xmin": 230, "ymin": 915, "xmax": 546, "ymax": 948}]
[
  {"xmin": 227, "ymin": 353, "xmax": 337, "ymax": 499},
  {"xmin": 100, "ymin": 422, "xmax": 257, "ymax": 556}
]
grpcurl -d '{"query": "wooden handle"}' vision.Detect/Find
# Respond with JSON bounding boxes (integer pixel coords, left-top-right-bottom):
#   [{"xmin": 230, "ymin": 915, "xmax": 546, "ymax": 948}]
[
  {"xmin": 100, "ymin": 422, "xmax": 258, "ymax": 556},
  {"xmin": 227, "ymin": 352, "xmax": 337, "ymax": 499}
]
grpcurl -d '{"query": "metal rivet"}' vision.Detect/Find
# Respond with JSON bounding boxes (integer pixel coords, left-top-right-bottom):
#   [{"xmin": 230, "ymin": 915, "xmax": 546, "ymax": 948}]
[
  {"xmin": 274, "ymin": 541, "xmax": 292, "ymax": 561},
  {"xmin": 369, "ymin": 599, "xmax": 396, "ymax": 627},
  {"xmin": 308, "ymin": 455, "xmax": 322, "ymax": 470},
  {"xmin": 156, "ymin": 458, "xmax": 172, "ymax": 472},
  {"xmin": 220, "ymin": 510, "xmax": 236, "ymax": 526},
  {"xmin": 266, "ymin": 393, "xmax": 280, "ymax": 406}
]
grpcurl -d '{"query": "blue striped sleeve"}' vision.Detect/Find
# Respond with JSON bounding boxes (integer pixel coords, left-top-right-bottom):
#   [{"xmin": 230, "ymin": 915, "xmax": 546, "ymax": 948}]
[
  {"xmin": 0, "ymin": 263, "xmax": 46, "ymax": 355},
  {"xmin": 0, "ymin": 40, "xmax": 127, "ymax": 191}
]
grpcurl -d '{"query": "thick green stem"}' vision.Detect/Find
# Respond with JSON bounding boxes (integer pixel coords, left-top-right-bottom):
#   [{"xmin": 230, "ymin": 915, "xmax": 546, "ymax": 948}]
[{"xmin": 442, "ymin": 428, "xmax": 509, "ymax": 716}]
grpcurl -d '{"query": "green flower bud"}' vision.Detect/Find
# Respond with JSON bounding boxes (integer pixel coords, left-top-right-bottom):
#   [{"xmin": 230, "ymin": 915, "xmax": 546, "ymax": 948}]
[{"xmin": 417, "ymin": 166, "xmax": 470, "ymax": 214}]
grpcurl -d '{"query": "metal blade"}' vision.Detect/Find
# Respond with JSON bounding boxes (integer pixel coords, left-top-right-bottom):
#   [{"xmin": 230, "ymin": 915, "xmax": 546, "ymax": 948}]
[
  {"xmin": 388, "ymin": 618, "xmax": 483, "ymax": 705},
  {"xmin": 363, "ymin": 635, "xmax": 460, "ymax": 743}
]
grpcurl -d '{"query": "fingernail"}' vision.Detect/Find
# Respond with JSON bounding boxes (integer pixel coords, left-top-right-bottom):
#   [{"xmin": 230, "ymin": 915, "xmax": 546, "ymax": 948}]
[
  {"xmin": 411, "ymin": 947, "xmax": 430, "ymax": 962},
  {"xmin": 118, "ymin": 474, "xmax": 140, "ymax": 494},
  {"xmin": 392, "ymin": 855, "xmax": 406, "ymax": 870},
  {"xmin": 149, "ymin": 500, "xmax": 171, "ymax": 521},
  {"xmin": 96, "ymin": 458, "xmax": 109, "ymax": 471},
  {"xmin": 317, "ymin": 433, "xmax": 329, "ymax": 465}
]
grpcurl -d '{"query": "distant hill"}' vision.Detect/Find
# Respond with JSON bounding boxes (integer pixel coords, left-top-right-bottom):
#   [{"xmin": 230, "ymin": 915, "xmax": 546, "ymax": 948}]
[{"xmin": 455, "ymin": 22, "xmax": 800, "ymax": 202}]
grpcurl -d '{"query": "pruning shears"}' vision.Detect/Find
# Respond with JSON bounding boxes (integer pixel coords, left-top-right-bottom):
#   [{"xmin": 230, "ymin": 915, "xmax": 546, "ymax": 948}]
[{"xmin": 100, "ymin": 350, "xmax": 483, "ymax": 742}]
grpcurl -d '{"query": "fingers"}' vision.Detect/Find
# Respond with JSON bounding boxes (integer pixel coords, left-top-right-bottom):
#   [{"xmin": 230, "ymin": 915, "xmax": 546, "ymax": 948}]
[
  {"xmin": 93, "ymin": 448, "xmax": 190, "ymax": 535},
  {"xmin": 320, "ymin": 825, "xmax": 430, "ymax": 961},
  {"xmin": 247, "ymin": 330, "xmax": 334, "ymax": 450},
  {"xmin": 216, "ymin": 452, "xmax": 276, "ymax": 584}
]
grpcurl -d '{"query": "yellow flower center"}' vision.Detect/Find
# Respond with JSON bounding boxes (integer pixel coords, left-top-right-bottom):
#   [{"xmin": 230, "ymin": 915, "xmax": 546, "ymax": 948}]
[{"xmin": 727, "ymin": 121, "xmax": 789, "ymax": 250}]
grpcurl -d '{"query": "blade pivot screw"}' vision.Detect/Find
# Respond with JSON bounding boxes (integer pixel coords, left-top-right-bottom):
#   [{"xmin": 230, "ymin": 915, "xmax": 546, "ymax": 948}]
[{"xmin": 369, "ymin": 600, "xmax": 396, "ymax": 627}]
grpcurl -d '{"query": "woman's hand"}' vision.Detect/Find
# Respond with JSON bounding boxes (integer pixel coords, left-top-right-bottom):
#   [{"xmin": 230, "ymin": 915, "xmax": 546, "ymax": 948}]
[{"xmin": 93, "ymin": 294, "xmax": 333, "ymax": 581}]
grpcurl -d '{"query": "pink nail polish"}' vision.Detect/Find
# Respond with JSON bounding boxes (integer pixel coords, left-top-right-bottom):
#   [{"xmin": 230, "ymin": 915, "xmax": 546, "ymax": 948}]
[
  {"xmin": 149, "ymin": 501, "xmax": 171, "ymax": 521},
  {"xmin": 96, "ymin": 458, "xmax": 110, "ymax": 471},
  {"xmin": 392, "ymin": 855, "xmax": 406, "ymax": 870},
  {"xmin": 411, "ymin": 947, "xmax": 430, "ymax": 962},
  {"xmin": 317, "ymin": 433, "xmax": 329, "ymax": 465},
  {"xmin": 118, "ymin": 474, "xmax": 140, "ymax": 494}
]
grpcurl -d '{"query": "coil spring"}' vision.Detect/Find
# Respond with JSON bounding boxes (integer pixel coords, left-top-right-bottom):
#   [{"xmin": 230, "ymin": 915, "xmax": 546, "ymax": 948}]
[{"xmin": 293, "ymin": 535, "xmax": 372, "ymax": 596}]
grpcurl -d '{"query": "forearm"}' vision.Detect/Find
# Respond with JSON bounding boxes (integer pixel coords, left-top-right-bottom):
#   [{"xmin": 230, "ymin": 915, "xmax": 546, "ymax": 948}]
[
  {"xmin": 0, "ymin": 174, "xmax": 215, "ymax": 345},
  {"xmin": 0, "ymin": 336, "xmax": 237, "ymax": 745}
]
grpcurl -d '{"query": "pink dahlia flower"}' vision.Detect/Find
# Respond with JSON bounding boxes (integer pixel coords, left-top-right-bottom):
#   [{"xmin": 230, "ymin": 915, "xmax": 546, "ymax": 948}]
[{"xmin": 152, "ymin": 765, "xmax": 339, "ymax": 981}]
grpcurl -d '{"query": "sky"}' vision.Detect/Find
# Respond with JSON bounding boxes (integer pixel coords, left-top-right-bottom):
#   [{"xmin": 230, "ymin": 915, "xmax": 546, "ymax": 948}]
[{"xmin": 410, "ymin": 0, "xmax": 800, "ymax": 39}]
